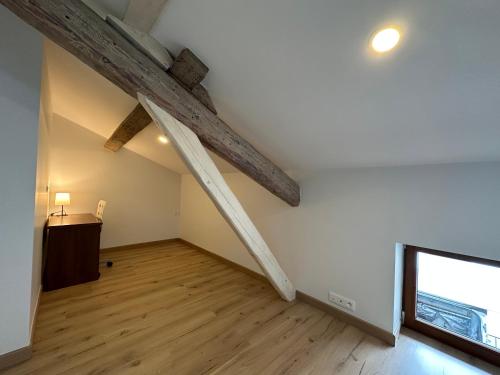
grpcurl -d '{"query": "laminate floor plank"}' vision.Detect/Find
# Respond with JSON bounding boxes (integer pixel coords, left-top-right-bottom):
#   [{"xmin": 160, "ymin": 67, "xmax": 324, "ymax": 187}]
[{"xmin": 2, "ymin": 241, "xmax": 497, "ymax": 375}]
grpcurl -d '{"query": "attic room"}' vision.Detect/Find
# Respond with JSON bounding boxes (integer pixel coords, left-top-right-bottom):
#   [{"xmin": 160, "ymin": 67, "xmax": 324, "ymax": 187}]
[{"xmin": 0, "ymin": 0, "xmax": 499, "ymax": 374}]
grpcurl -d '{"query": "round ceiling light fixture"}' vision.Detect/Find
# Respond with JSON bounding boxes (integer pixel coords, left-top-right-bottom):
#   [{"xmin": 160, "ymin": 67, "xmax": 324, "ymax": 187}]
[
  {"xmin": 371, "ymin": 27, "xmax": 401, "ymax": 53},
  {"xmin": 158, "ymin": 135, "xmax": 169, "ymax": 144}
]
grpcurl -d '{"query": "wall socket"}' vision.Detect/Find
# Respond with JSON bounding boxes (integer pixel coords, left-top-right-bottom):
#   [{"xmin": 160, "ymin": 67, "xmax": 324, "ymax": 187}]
[{"xmin": 328, "ymin": 291, "xmax": 356, "ymax": 312}]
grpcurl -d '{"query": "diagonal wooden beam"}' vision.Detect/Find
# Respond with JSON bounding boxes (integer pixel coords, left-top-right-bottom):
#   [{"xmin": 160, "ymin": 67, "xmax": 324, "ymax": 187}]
[
  {"xmin": 139, "ymin": 94, "xmax": 296, "ymax": 301},
  {"xmin": 104, "ymin": 104, "xmax": 151, "ymax": 151},
  {"xmin": 0, "ymin": 0, "xmax": 300, "ymax": 206}
]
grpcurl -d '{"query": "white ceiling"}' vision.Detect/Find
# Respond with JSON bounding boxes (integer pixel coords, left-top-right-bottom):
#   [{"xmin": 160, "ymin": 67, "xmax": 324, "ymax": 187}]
[{"xmin": 50, "ymin": 0, "xmax": 500, "ymax": 173}]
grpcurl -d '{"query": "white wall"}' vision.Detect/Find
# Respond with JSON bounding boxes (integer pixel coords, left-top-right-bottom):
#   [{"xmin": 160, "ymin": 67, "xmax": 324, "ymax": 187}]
[
  {"xmin": 0, "ymin": 8, "xmax": 42, "ymax": 355},
  {"xmin": 30, "ymin": 56, "xmax": 52, "ymax": 335},
  {"xmin": 49, "ymin": 115, "xmax": 181, "ymax": 248},
  {"xmin": 180, "ymin": 162, "xmax": 500, "ymax": 334}
]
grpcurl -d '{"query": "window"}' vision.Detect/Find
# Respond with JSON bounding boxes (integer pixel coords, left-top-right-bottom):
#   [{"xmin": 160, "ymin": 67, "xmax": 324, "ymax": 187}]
[{"xmin": 404, "ymin": 245, "xmax": 500, "ymax": 366}]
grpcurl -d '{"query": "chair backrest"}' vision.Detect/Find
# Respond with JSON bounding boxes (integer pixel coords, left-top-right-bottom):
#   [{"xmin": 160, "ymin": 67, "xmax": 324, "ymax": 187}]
[{"xmin": 96, "ymin": 200, "xmax": 107, "ymax": 220}]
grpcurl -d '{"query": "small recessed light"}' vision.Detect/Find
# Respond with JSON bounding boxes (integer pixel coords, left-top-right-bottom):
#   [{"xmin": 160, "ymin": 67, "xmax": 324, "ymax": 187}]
[
  {"xmin": 158, "ymin": 135, "xmax": 169, "ymax": 144},
  {"xmin": 371, "ymin": 27, "xmax": 401, "ymax": 53}
]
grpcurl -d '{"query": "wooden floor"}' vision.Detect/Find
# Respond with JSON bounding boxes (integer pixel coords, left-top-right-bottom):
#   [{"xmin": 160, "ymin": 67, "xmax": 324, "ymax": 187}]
[{"xmin": 3, "ymin": 241, "xmax": 498, "ymax": 374}]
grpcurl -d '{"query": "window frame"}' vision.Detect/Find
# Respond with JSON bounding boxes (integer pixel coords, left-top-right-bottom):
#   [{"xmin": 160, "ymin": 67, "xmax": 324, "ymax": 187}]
[{"xmin": 403, "ymin": 245, "xmax": 500, "ymax": 366}]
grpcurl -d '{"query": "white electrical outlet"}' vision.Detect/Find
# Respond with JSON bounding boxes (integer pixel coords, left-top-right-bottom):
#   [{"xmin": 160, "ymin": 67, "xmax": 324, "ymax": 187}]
[{"xmin": 328, "ymin": 291, "xmax": 356, "ymax": 312}]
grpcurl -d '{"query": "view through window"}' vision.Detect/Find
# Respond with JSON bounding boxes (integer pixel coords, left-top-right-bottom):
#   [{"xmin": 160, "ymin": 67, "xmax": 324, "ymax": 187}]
[{"xmin": 417, "ymin": 252, "xmax": 500, "ymax": 351}]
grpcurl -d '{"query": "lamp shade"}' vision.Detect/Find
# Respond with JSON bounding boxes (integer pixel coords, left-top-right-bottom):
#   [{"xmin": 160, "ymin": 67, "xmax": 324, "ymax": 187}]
[{"xmin": 55, "ymin": 192, "xmax": 71, "ymax": 206}]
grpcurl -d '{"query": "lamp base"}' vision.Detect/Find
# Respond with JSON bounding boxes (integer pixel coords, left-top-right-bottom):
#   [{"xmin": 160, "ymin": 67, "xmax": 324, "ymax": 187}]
[{"xmin": 54, "ymin": 205, "xmax": 68, "ymax": 216}]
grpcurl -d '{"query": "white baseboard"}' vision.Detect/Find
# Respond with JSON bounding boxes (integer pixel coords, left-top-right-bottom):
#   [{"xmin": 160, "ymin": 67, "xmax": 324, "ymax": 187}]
[{"xmin": 0, "ymin": 346, "xmax": 32, "ymax": 371}]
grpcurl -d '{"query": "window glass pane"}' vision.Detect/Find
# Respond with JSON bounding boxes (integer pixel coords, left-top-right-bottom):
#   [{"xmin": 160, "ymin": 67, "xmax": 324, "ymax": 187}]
[{"xmin": 417, "ymin": 252, "xmax": 500, "ymax": 351}]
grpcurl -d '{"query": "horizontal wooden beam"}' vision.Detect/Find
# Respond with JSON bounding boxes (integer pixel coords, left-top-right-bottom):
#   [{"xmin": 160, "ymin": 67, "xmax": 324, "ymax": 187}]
[
  {"xmin": 106, "ymin": 15, "xmax": 173, "ymax": 71},
  {"xmin": 140, "ymin": 94, "xmax": 296, "ymax": 301},
  {"xmin": 103, "ymin": 27, "xmax": 215, "ymax": 150},
  {"xmin": 104, "ymin": 104, "xmax": 151, "ymax": 151},
  {"xmin": 191, "ymin": 83, "xmax": 216, "ymax": 114},
  {"xmin": 0, "ymin": 0, "xmax": 300, "ymax": 206}
]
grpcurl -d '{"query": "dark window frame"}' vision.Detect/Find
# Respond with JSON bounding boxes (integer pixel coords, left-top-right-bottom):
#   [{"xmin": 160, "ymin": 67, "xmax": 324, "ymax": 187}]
[{"xmin": 403, "ymin": 245, "xmax": 500, "ymax": 366}]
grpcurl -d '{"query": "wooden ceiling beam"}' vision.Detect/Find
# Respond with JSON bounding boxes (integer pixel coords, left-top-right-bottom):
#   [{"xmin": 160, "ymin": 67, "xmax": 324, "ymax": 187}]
[
  {"xmin": 106, "ymin": 3, "xmax": 215, "ymax": 152},
  {"xmin": 106, "ymin": 15, "xmax": 173, "ymax": 71},
  {"xmin": 104, "ymin": 104, "xmax": 151, "ymax": 151},
  {"xmin": 105, "ymin": 48, "xmax": 217, "ymax": 154},
  {"xmin": 0, "ymin": 0, "xmax": 300, "ymax": 206}
]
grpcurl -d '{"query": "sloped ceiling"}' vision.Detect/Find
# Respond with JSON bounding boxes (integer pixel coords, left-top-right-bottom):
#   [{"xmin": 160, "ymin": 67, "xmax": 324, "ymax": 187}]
[
  {"xmin": 44, "ymin": 40, "xmax": 236, "ymax": 174},
  {"xmin": 52, "ymin": 0, "xmax": 500, "ymax": 173}
]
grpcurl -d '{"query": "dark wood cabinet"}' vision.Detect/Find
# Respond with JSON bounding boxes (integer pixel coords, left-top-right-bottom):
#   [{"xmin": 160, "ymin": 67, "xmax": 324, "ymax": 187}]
[{"xmin": 43, "ymin": 214, "xmax": 102, "ymax": 291}]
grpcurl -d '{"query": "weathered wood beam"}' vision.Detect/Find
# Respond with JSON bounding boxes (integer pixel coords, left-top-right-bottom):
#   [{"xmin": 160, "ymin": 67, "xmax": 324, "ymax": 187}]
[
  {"xmin": 0, "ymin": 0, "xmax": 300, "ymax": 206},
  {"xmin": 107, "ymin": 1, "xmax": 213, "ymax": 149},
  {"xmin": 168, "ymin": 48, "xmax": 217, "ymax": 113},
  {"xmin": 81, "ymin": 0, "xmax": 106, "ymax": 19},
  {"xmin": 107, "ymin": 15, "xmax": 173, "ymax": 71},
  {"xmin": 107, "ymin": 88, "xmax": 215, "ymax": 153},
  {"xmin": 139, "ymin": 94, "xmax": 296, "ymax": 301},
  {"xmin": 191, "ymin": 84, "xmax": 217, "ymax": 114},
  {"xmin": 170, "ymin": 48, "xmax": 208, "ymax": 90},
  {"xmin": 104, "ymin": 104, "xmax": 151, "ymax": 151}
]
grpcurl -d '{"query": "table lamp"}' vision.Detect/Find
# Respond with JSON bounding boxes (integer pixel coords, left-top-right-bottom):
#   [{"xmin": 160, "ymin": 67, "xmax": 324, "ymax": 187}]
[{"xmin": 54, "ymin": 192, "xmax": 70, "ymax": 216}]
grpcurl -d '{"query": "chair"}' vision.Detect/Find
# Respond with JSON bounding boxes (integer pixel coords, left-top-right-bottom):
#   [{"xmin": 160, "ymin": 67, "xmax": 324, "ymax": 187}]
[
  {"xmin": 96, "ymin": 200, "xmax": 106, "ymax": 220},
  {"xmin": 96, "ymin": 200, "xmax": 113, "ymax": 268}
]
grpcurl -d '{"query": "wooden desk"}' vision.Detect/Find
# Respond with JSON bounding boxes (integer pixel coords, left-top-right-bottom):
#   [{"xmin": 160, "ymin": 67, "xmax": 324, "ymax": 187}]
[{"xmin": 43, "ymin": 214, "xmax": 102, "ymax": 291}]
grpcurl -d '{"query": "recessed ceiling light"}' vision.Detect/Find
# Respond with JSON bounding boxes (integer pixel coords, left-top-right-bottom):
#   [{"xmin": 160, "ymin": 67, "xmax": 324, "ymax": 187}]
[
  {"xmin": 371, "ymin": 27, "xmax": 401, "ymax": 53},
  {"xmin": 158, "ymin": 135, "xmax": 169, "ymax": 144}
]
